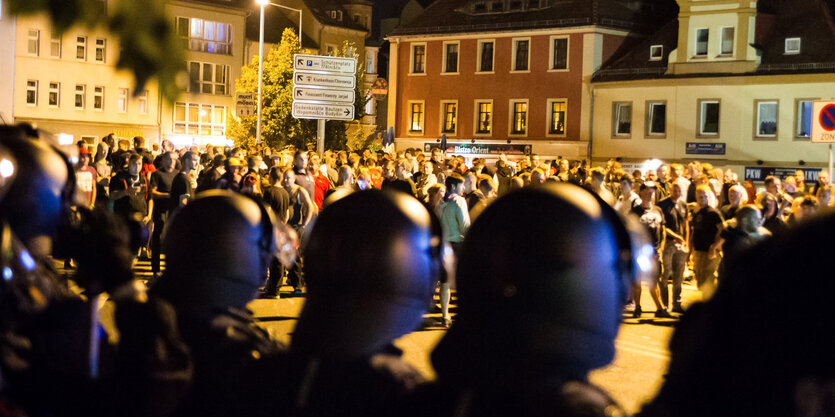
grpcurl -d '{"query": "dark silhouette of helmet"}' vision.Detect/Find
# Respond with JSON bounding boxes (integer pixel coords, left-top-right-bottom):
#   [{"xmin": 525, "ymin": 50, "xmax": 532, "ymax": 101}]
[
  {"xmin": 433, "ymin": 183, "xmax": 645, "ymax": 382},
  {"xmin": 152, "ymin": 191, "xmax": 277, "ymax": 316},
  {"xmin": 292, "ymin": 189, "xmax": 439, "ymax": 358},
  {"xmin": 0, "ymin": 125, "xmax": 72, "ymax": 248}
]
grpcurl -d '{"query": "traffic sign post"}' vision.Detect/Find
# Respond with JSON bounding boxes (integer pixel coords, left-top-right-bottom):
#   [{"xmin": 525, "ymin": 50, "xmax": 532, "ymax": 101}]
[
  {"xmin": 811, "ymin": 100, "xmax": 835, "ymax": 187},
  {"xmin": 292, "ymin": 53, "xmax": 358, "ymax": 153}
]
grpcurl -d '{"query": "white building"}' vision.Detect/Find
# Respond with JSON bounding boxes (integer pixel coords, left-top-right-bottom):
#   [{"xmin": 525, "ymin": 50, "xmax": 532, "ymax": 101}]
[{"xmin": 0, "ymin": 0, "xmax": 15, "ymax": 125}]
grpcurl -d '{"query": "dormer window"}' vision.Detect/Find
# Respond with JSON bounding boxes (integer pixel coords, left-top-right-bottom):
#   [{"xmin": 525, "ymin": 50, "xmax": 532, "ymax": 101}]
[
  {"xmin": 785, "ymin": 37, "xmax": 801, "ymax": 55},
  {"xmin": 509, "ymin": 0, "xmax": 522, "ymax": 10},
  {"xmin": 330, "ymin": 10, "xmax": 342, "ymax": 20},
  {"xmin": 649, "ymin": 45, "xmax": 663, "ymax": 61},
  {"xmin": 473, "ymin": 2, "xmax": 487, "ymax": 12},
  {"xmin": 528, "ymin": 0, "xmax": 539, "ymax": 7},
  {"xmin": 490, "ymin": 1, "xmax": 503, "ymax": 12}
]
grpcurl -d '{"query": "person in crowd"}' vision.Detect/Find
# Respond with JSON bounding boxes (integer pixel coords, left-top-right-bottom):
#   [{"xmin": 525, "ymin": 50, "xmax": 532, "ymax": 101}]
[
  {"xmin": 630, "ymin": 183, "xmax": 672, "ymax": 318},
  {"xmin": 402, "ymin": 183, "xmax": 632, "ymax": 417},
  {"xmin": 717, "ymin": 205, "xmax": 769, "ymax": 281},
  {"xmin": 149, "ymin": 152, "xmax": 177, "ymax": 277},
  {"xmin": 216, "ymin": 157, "xmax": 245, "ymax": 192},
  {"xmin": 760, "ymin": 193, "xmax": 789, "ymax": 236},
  {"xmin": 812, "ymin": 169, "xmax": 830, "ymax": 196},
  {"xmin": 75, "ymin": 148, "xmax": 98, "ymax": 210},
  {"xmin": 293, "ymin": 151, "xmax": 316, "ymax": 199},
  {"xmin": 656, "ymin": 165, "xmax": 671, "ymax": 202},
  {"xmin": 282, "ymin": 167, "xmax": 314, "ymax": 293},
  {"xmin": 133, "ymin": 136, "xmax": 151, "ymax": 161},
  {"xmin": 720, "ymin": 184, "xmax": 746, "ymax": 221},
  {"xmin": 110, "ymin": 153, "xmax": 153, "ymax": 255},
  {"xmin": 438, "ymin": 174, "xmax": 470, "ymax": 327},
  {"xmin": 657, "ymin": 182, "xmax": 688, "ymax": 313},
  {"xmin": 261, "ymin": 166, "xmax": 290, "ymax": 298},
  {"xmin": 815, "ymin": 184, "xmax": 831, "ymax": 209},
  {"xmin": 414, "ymin": 160, "xmax": 437, "ymax": 202},
  {"xmin": 691, "ymin": 185, "xmax": 725, "ymax": 300},
  {"xmin": 614, "ymin": 173, "xmax": 639, "ymax": 217},
  {"xmin": 790, "ymin": 195, "xmax": 820, "ymax": 224},
  {"xmin": 588, "ymin": 167, "xmax": 615, "ymax": 205},
  {"xmin": 385, "ymin": 158, "xmax": 417, "ymax": 197},
  {"xmin": 529, "ymin": 168, "xmax": 547, "ymax": 187},
  {"xmin": 170, "ymin": 151, "xmax": 198, "ymax": 211},
  {"xmin": 93, "ymin": 140, "xmax": 112, "ymax": 209},
  {"xmin": 794, "ymin": 169, "xmax": 807, "ymax": 195},
  {"xmin": 467, "ymin": 176, "xmax": 495, "ymax": 221}
]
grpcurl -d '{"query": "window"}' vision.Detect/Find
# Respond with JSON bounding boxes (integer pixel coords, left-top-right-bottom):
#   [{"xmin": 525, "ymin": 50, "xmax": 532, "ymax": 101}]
[
  {"xmin": 698, "ymin": 99, "xmax": 720, "ymax": 136},
  {"xmin": 173, "ymin": 102, "xmax": 226, "ymax": 136},
  {"xmin": 117, "ymin": 88, "xmax": 128, "ymax": 113},
  {"xmin": 613, "ymin": 102, "xmax": 632, "ymax": 136},
  {"xmin": 408, "ymin": 101, "xmax": 424, "ymax": 133},
  {"xmin": 48, "ymin": 82, "xmax": 60, "ymax": 107},
  {"xmin": 95, "ymin": 38, "xmax": 105, "ymax": 62},
  {"xmin": 720, "ymin": 27, "xmax": 734, "ymax": 55},
  {"xmin": 550, "ymin": 37, "xmax": 568, "ymax": 70},
  {"xmin": 796, "ymin": 100, "xmax": 813, "ymax": 138},
  {"xmin": 646, "ymin": 101, "xmax": 667, "ymax": 137},
  {"xmin": 76, "ymin": 36, "xmax": 86, "ymax": 60},
  {"xmin": 176, "ymin": 18, "xmax": 232, "ymax": 55},
  {"xmin": 138, "ymin": 90, "xmax": 148, "ymax": 114},
  {"xmin": 50, "ymin": 33, "xmax": 61, "ymax": 58},
  {"xmin": 26, "ymin": 81, "xmax": 38, "ymax": 106},
  {"xmin": 27, "ymin": 29, "xmax": 39, "ymax": 55},
  {"xmin": 510, "ymin": 100, "xmax": 528, "ymax": 135},
  {"xmin": 188, "ymin": 62, "xmax": 229, "ymax": 95},
  {"xmin": 411, "ymin": 44, "xmax": 426, "ymax": 74},
  {"xmin": 93, "ymin": 86, "xmax": 104, "ymax": 111},
  {"xmin": 353, "ymin": 15, "xmax": 360, "ymax": 23},
  {"xmin": 509, "ymin": 0, "xmax": 522, "ymax": 10},
  {"xmin": 473, "ymin": 2, "xmax": 487, "ymax": 12},
  {"xmin": 366, "ymin": 53, "xmax": 375, "ymax": 73},
  {"xmin": 477, "ymin": 40, "xmax": 494, "ymax": 72},
  {"xmin": 785, "ymin": 38, "xmax": 801, "ymax": 55},
  {"xmin": 755, "ymin": 100, "xmax": 778, "ymax": 138},
  {"xmin": 490, "ymin": 1, "xmax": 503, "ymax": 12},
  {"xmin": 443, "ymin": 42, "xmax": 459, "ymax": 73},
  {"xmin": 649, "ymin": 45, "xmax": 663, "ymax": 61},
  {"xmin": 441, "ymin": 101, "xmax": 457, "ymax": 134},
  {"xmin": 74, "ymin": 85, "xmax": 85, "ymax": 110},
  {"xmin": 475, "ymin": 100, "xmax": 492, "ymax": 135},
  {"xmin": 513, "ymin": 39, "xmax": 529, "ymax": 71},
  {"xmin": 329, "ymin": 10, "xmax": 343, "ymax": 20},
  {"xmin": 547, "ymin": 99, "xmax": 566, "ymax": 136},
  {"xmin": 695, "ymin": 28, "xmax": 708, "ymax": 57}
]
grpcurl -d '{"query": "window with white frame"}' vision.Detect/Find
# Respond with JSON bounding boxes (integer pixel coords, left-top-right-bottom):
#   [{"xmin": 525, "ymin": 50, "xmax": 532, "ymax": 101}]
[
  {"xmin": 117, "ymin": 88, "xmax": 128, "ymax": 113},
  {"xmin": 695, "ymin": 28, "xmax": 708, "ymax": 57},
  {"xmin": 48, "ymin": 82, "xmax": 60, "ymax": 107},
  {"xmin": 477, "ymin": 40, "xmax": 494, "ymax": 72},
  {"xmin": 513, "ymin": 39, "xmax": 529, "ymax": 71},
  {"xmin": 474, "ymin": 100, "xmax": 492, "ymax": 134},
  {"xmin": 366, "ymin": 52, "xmax": 376, "ymax": 74},
  {"xmin": 785, "ymin": 38, "xmax": 801, "ymax": 55},
  {"xmin": 698, "ymin": 99, "xmax": 720, "ymax": 136},
  {"xmin": 27, "ymin": 29, "xmax": 39, "ymax": 55},
  {"xmin": 26, "ymin": 81, "xmax": 38, "ymax": 106},
  {"xmin": 188, "ymin": 62, "xmax": 229, "ymax": 95},
  {"xmin": 74, "ymin": 85, "xmax": 86, "ymax": 110},
  {"xmin": 547, "ymin": 99, "xmax": 566, "ymax": 135},
  {"xmin": 510, "ymin": 100, "xmax": 528, "ymax": 135},
  {"xmin": 365, "ymin": 96, "xmax": 374, "ymax": 115},
  {"xmin": 646, "ymin": 101, "xmax": 666, "ymax": 136},
  {"xmin": 550, "ymin": 37, "xmax": 568, "ymax": 70},
  {"xmin": 443, "ymin": 42, "xmax": 459, "ymax": 73},
  {"xmin": 796, "ymin": 100, "xmax": 813, "ymax": 138},
  {"xmin": 173, "ymin": 102, "xmax": 226, "ymax": 136},
  {"xmin": 76, "ymin": 36, "xmax": 86, "ymax": 60},
  {"xmin": 411, "ymin": 44, "xmax": 425, "ymax": 74},
  {"xmin": 138, "ymin": 90, "xmax": 148, "ymax": 114},
  {"xmin": 441, "ymin": 101, "xmax": 457, "ymax": 134},
  {"xmin": 176, "ymin": 17, "xmax": 232, "ymax": 55},
  {"xmin": 409, "ymin": 101, "xmax": 424, "ymax": 133},
  {"xmin": 50, "ymin": 33, "xmax": 61, "ymax": 58},
  {"xmin": 755, "ymin": 100, "xmax": 778, "ymax": 138},
  {"xmin": 93, "ymin": 86, "xmax": 104, "ymax": 111},
  {"xmin": 720, "ymin": 27, "xmax": 734, "ymax": 55},
  {"xmin": 649, "ymin": 45, "xmax": 663, "ymax": 61},
  {"xmin": 95, "ymin": 38, "xmax": 105, "ymax": 62},
  {"xmin": 613, "ymin": 102, "xmax": 632, "ymax": 136}
]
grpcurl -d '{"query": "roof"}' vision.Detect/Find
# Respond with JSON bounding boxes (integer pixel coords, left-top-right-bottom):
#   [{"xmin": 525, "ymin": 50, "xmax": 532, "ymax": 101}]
[
  {"xmin": 245, "ymin": 5, "xmax": 318, "ymax": 47},
  {"xmin": 304, "ymin": 0, "xmax": 369, "ymax": 32},
  {"xmin": 388, "ymin": 0, "xmax": 675, "ymax": 37},
  {"xmin": 593, "ymin": 0, "xmax": 835, "ymax": 82}
]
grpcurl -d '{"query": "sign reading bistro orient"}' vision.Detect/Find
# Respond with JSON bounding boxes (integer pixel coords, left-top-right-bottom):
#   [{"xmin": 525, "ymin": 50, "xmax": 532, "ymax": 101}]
[{"xmin": 424, "ymin": 142, "xmax": 532, "ymax": 156}]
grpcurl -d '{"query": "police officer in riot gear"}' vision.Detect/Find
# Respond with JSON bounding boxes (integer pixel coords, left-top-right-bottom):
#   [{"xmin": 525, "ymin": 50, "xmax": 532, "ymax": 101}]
[
  {"xmin": 284, "ymin": 189, "xmax": 438, "ymax": 417},
  {"xmin": 404, "ymin": 183, "xmax": 650, "ymax": 417},
  {"xmin": 151, "ymin": 190, "xmax": 288, "ymax": 417}
]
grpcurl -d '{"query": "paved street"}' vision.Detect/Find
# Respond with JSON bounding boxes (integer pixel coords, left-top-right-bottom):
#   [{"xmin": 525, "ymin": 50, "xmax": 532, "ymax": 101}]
[{"xmin": 130, "ymin": 257, "xmax": 700, "ymax": 414}]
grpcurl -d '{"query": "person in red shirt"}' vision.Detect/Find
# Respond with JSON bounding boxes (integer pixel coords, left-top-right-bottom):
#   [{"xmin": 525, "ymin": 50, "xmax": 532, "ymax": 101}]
[
  {"xmin": 309, "ymin": 154, "xmax": 331, "ymax": 210},
  {"xmin": 366, "ymin": 157, "xmax": 383, "ymax": 189}
]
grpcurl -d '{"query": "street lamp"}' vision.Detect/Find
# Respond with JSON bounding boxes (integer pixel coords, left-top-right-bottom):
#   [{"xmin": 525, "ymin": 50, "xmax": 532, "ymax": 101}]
[{"xmin": 256, "ymin": 0, "xmax": 303, "ymax": 145}]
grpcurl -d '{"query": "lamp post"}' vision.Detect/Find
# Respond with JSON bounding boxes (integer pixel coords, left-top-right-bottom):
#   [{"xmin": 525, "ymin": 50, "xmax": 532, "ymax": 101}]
[{"xmin": 256, "ymin": 0, "xmax": 303, "ymax": 145}]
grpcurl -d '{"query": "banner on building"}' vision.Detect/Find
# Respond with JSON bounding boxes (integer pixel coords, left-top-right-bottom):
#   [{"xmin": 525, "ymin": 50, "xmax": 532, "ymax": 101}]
[
  {"xmin": 424, "ymin": 142, "xmax": 532, "ymax": 156},
  {"xmin": 743, "ymin": 166, "xmax": 820, "ymax": 183}
]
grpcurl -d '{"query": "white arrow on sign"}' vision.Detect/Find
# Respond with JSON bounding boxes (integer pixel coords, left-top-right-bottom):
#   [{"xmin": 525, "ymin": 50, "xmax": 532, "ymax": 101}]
[
  {"xmin": 293, "ymin": 87, "xmax": 355, "ymax": 104},
  {"xmin": 294, "ymin": 54, "xmax": 357, "ymax": 74},
  {"xmin": 294, "ymin": 71, "xmax": 356, "ymax": 89},
  {"xmin": 293, "ymin": 102, "xmax": 354, "ymax": 121}
]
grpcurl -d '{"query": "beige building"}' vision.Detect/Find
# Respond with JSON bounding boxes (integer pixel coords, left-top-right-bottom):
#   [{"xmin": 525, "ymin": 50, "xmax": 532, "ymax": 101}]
[
  {"xmin": 1, "ymin": 0, "xmax": 16, "ymax": 125},
  {"xmin": 591, "ymin": 0, "xmax": 835, "ymax": 175}
]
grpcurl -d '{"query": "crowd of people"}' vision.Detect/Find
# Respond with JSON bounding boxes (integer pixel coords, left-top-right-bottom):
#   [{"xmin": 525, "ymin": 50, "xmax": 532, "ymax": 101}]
[{"xmin": 1, "ymin": 122, "xmax": 834, "ymax": 417}]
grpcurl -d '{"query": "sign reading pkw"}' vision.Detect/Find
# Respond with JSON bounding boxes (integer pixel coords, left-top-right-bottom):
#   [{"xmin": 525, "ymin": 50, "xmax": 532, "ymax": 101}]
[
  {"xmin": 811, "ymin": 101, "xmax": 835, "ymax": 143},
  {"xmin": 293, "ymin": 102, "xmax": 354, "ymax": 121},
  {"xmin": 294, "ymin": 54, "xmax": 357, "ymax": 74}
]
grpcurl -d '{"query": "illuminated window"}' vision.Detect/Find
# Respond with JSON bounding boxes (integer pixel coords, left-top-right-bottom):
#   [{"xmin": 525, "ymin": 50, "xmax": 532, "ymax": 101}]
[
  {"xmin": 174, "ymin": 102, "xmax": 226, "ymax": 136},
  {"xmin": 510, "ymin": 100, "xmax": 528, "ymax": 135},
  {"xmin": 475, "ymin": 100, "xmax": 492, "ymax": 134},
  {"xmin": 117, "ymin": 88, "xmax": 128, "ymax": 113},
  {"xmin": 409, "ymin": 101, "xmax": 424, "ymax": 133},
  {"xmin": 74, "ymin": 85, "xmax": 86, "ymax": 110},
  {"xmin": 548, "ymin": 99, "xmax": 566, "ymax": 135},
  {"xmin": 95, "ymin": 38, "xmax": 105, "ymax": 62},
  {"xmin": 27, "ymin": 29, "xmax": 39, "ymax": 55},
  {"xmin": 76, "ymin": 36, "xmax": 87, "ymax": 60},
  {"xmin": 441, "ymin": 101, "xmax": 457, "ymax": 134}
]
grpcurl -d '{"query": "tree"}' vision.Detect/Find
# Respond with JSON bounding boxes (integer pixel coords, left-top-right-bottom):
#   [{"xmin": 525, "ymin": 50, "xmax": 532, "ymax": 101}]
[{"xmin": 231, "ymin": 29, "xmax": 370, "ymax": 151}]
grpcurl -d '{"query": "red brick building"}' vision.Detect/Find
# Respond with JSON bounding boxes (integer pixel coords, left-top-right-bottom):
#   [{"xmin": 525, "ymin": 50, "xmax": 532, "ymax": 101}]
[{"xmin": 386, "ymin": 0, "xmax": 675, "ymax": 159}]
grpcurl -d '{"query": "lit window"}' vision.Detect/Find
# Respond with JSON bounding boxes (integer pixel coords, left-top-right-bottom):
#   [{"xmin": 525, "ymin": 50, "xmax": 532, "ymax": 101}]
[
  {"xmin": 441, "ymin": 102, "xmax": 457, "ymax": 134},
  {"xmin": 613, "ymin": 102, "xmax": 632, "ymax": 136},
  {"xmin": 785, "ymin": 38, "xmax": 801, "ymax": 55},
  {"xmin": 48, "ymin": 82, "xmax": 60, "ymax": 107},
  {"xmin": 649, "ymin": 45, "xmax": 663, "ymax": 61},
  {"xmin": 138, "ymin": 90, "xmax": 148, "ymax": 114},
  {"xmin": 95, "ymin": 38, "xmax": 105, "ymax": 62},
  {"xmin": 720, "ymin": 27, "xmax": 734, "ymax": 55},
  {"xmin": 93, "ymin": 86, "xmax": 104, "ymax": 111},
  {"xmin": 76, "ymin": 36, "xmax": 87, "ymax": 60},
  {"xmin": 27, "ymin": 29, "xmax": 39, "ymax": 55},
  {"xmin": 174, "ymin": 102, "xmax": 226, "ymax": 136},
  {"xmin": 26, "ymin": 81, "xmax": 38, "ymax": 106},
  {"xmin": 548, "ymin": 100, "xmax": 566, "ymax": 135},
  {"xmin": 551, "ymin": 38, "xmax": 568, "ymax": 70},
  {"xmin": 513, "ymin": 39, "xmax": 529, "ymax": 71},
  {"xmin": 699, "ymin": 100, "xmax": 720, "ymax": 136},
  {"xmin": 647, "ymin": 101, "xmax": 666, "ymax": 136},
  {"xmin": 444, "ymin": 43, "xmax": 459, "ymax": 73},
  {"xmin": 117, "ymin": 88, "xmax": 128, "ymax": 113},
  {"xmin": 510, "ymin": 100, "xmax": 528, "ymax": 135},
  {"xmin": 756, "ymin": 100, "xmax": 778, "ymax": 137},
  {"xmin": 74, "ymin": 85, "xmax": 85, "ymax": 110},
  {"xmin": 695, "ymin": 29, "xmax": 708, "ymax": 57},
  {"xmin": 409, "ymin": 102, "xmax": 424, "ymax": 133},
  {"xmin": 796, "ymin": 100, "xmax": 813, "ymax": 138},
  {"xmin": 177, "ymin": 18, "xmax": 232, "ymax": 55},
  {"xmin": 411, "ymin": 44, "xmax": 425, "ymax": 74},
  {"xmin": 50, "ymin": 33, "xmax": 61, "ymax": 58},
  {"xmin": 475, "ymin": 101, "xmax": 492, "ymax": 134}
]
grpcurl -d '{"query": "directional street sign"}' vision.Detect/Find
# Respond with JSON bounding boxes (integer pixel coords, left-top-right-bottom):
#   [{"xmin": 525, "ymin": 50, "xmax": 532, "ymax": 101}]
[
  {"xmin": 293, "ymin": 102, "xmax": 354, "ymax": 121},
  {"xmin": 294, "ymin": 54, "xmax": 357, "ymax": 74},
  {"xmin": 294, "ymin": 71, "xmax": 356, "ymax": 89},
  {"xmin": 293, "ymin": 87, "xmax": 355, "ymax": 104},
  {"xmin": 811, "ymin": 101, "xmax": 835, "ymax": 143}
]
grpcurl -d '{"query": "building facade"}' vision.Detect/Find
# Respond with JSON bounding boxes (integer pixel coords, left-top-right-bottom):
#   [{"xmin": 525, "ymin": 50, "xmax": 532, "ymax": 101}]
[
  {"xmin": 386, "ymin": 0, "xmax": 675, "ymax": 159},
  {"xmin": 591, "ymin": 0, "xmax": 835, "ymax": 175},
  {"xmin": 0, "ymin": 0, "xmax": 16, "ymax": 125}
]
